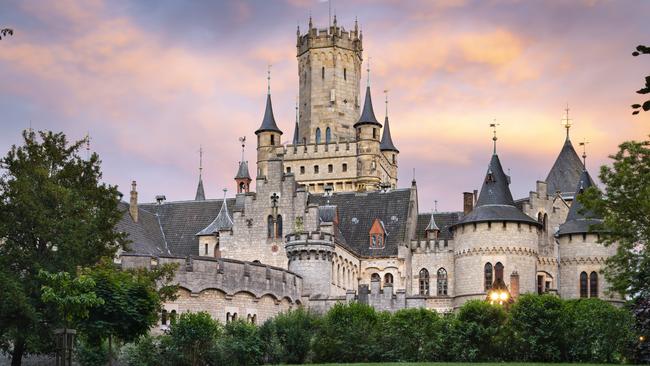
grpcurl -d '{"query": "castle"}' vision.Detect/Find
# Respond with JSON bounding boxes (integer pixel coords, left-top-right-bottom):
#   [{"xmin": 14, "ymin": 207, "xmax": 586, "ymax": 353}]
[{"xmin": 116, "ymin": 18, "xmax": 620, "ymax": 327}]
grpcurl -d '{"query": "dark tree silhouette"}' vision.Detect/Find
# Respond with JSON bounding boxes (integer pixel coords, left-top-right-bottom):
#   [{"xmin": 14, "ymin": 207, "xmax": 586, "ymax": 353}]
[
  {"xmin": 632, "ymin": 45, "xmax": 650, "ymax": 115},
  {"xmin": 0, "ymin": 28, "xmax": 13, "ymax": 40}
]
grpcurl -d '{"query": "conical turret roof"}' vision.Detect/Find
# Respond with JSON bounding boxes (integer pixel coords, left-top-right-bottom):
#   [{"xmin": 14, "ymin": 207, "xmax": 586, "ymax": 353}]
[
  {"xmin": 546, "ymin": 137, "xmax": 585, "ymax": 198},
  {"xmin": 255, "ymin": 94, "xmax": 283, "ymax": 135},
  {"xmin": 196, "ymin": 198, "xmax": 233, "ymax": 235},
  {"xmin": 425, "ymin": 212, "xmax": 440, "ymax": 232},
  {"xmin": 557, "ymin": 169, "xmax": 601, "ymax": 235},
  {"xmin": 195, "ymin": 177, "xmax": 205, "ymax": 201},
  {"xmin": 292, "ymin": 119, "xmax": 300, "ymax": 145},
  {"xmin": 380, "ymin": 116, "xmax": 399, "ymax": 152},
  {"xmin": 456, "ymin": 153, "xmax": 539, "ymax": 226},
  {"xmin": 235, "ymin": 161, "xmax": 251, "ymax": 180},
  {"xmin": 354, "ymin": 87, "xmax": 382, "ymax": 128}
]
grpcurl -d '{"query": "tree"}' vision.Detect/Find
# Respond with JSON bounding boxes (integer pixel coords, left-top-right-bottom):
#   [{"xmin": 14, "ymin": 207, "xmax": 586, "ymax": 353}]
[
  {"xmin": 379, "ymin": 308, "xmax": 445, "ymax": 362},
  {"xmin": 0, "ymin": 130, "xmax": 127, "ymax": 365},
  {"xmin": 0, "ymin": 28, "xmax": 13, "ymax": 40},
  {"xmin": 259, "ymin": 307, "xmax": 317, "ymax": 364},
  {"xmin": 632, "ymin": 45, "xmax": 650, "ymax": 115},
  {"xmin": 164, "ymin": 312, "xmax": 221, "ymax": 366},
  {"xmin": 451, "ymin": 300, "xmax": 507, "ymax": 361},
  {"xmin": 39, "ymin": 270, "xmax": 104, "ymax": 329},
  {"xmin": 76, "ymin": 261, "xmax": 178, "ymax": 365},
  {"xmin": 221, "ymin": 319, "xmax": 264, "ymax": 366},
  {"xmin": 581, "ymin": 138, "xmax": 650, "ymax": 299}
]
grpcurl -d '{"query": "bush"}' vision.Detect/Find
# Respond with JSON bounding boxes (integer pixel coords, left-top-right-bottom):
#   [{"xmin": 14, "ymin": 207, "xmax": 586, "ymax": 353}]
[
  {"xmin": 312, "ymin": 302, "xmax": 381, "ymax": 363},
  {"xmin": 120, "ymin": 334, "xmax": 163, "ymax": 366},
  {"xmin": 165, "ymin": 311, "xmax": 221, "ymax": 366},
  {"xmin": 379, "ymin": 307, "xmax": 445, "ymax": 361},
  {"xmin": 221, "ymin": 319, "xmax": 263, "ymax": 366},
  {"xmin": 508, "ymin": 294, "xmax": 569, "ymax": 361},
  {"xmin": 451, "ymin": 299, "xmax": 507, "ymax": 361},
  {"xmin": 75, "ymin": 337, "xmax": 108, "ymax": 366},
  {"xmin": 259, "ymin": 307, "xmax": 317, "ymax": 364},
  {"xmin": 564, "ymin": 298, "xmax": 635, "ymax": 363}
]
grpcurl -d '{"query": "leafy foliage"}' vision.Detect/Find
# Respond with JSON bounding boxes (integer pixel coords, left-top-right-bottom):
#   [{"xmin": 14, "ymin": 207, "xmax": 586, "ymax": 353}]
[
  {"xmin": 631, "ymin": 45, "xmax": 650, "ymax": 115},
  {"xmin": 581, "ymin": 138, "xmax": 650, "ymax": 299},
  {"xmin": 39, "ymin": 270, "xmax": 103, "ymax": 327},
  {"xmin": 378, "ymin": 307, "xmax": 445, "ymax": 362},
  {"xmin": 259, "ymin": 307, "xmax": 318, "ymax": 364},
  {"xmin": 164, "ymin": 312, "xmax": 221, "ymax": 366},
  {"xmin": 451, "ymin": 300, "xmax": 508, "ymax": 361},
  {"xmin": 221, "ymin": 319, "xmax": 264, "ymax": 366}
]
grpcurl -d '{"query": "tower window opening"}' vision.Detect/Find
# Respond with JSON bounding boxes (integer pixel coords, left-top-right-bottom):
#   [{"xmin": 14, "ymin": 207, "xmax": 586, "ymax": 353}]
[
  {"xmin": 342, "ymin": 163, "xmax": 348, "ymax": 172},
  {"xmin": 267, "ymin": 215, "xmax": 274, "ymax": 239},
  {"xmin": 315, "ymin": 128, "xmax": 321, "ymax": 144},
  {"xmin": 326, "ymin": 127, "xmax": 331, "ymax": 143},
  {"xmin": 322, "ymin": 66, "xmax": 325, "ymax": 79},
  {"xmin": 276, "ymin": 215, "xmax": 283, "ymax": 238},
  {"xmin": 270, "ymin": 135, "xmax": 275, "ymax": 146},
  {"xmin": 204, "ymin": 243, "xmax": 208, "ymax": 255},
  {"xmin": 300, "ymin": 166, "xmax": 305, "ymax": 174},
  {"xmin": 373, "ymin": 128, "xmax": 377, "ymax": 139},
  {"xmin": 344, "ymin": 68, "xmax": 347, "ymax": 80},
  {"xmin": 328, "ymin": 164, "xmax": 333, "ymax": 173},
  {"xmin": 286, "ymin": 167, "xmax": 291, "ymax": 174},
  {"xmin": 314, "ymin": 165, "xmax": 319, "ymax": 174},
  {"xmin": 495, "ymin": 262, "xmax": 504, "ymax": 282},
  {"xmin": 392, "ymin": 154, "xmax": 396, "ymax": 164}
]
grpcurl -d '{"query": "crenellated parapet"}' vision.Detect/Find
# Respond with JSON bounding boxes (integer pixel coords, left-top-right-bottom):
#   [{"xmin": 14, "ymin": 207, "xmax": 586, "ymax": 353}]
[
  {"xmin": 410, "ymin": 239, "xmax": 454, "ymax": 253},
  {"xmin": 297, "ymin": 23, "xmax": 363, "ymax": 57}
]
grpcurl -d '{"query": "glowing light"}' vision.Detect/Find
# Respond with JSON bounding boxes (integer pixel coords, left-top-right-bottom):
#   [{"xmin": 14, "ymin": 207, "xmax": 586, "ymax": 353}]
[
  {"xmin": 499, "ymin": 292, "xmax": 509, "ymax": 301},
  {"xmin": 641, "ymin": 335, "xmax": 646, "ymax": 342},
  {"xmin": 490, "ymin": 292, "xmax": 499, "ymax": 301}
]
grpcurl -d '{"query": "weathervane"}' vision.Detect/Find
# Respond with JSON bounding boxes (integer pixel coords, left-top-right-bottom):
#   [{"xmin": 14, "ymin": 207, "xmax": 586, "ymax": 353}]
[
  {"xmin": 561, "ymin": 103, "xmax": 572, "ymax": 139},
  {"xmin": 579, "ymin": 139, "xmax": 589, "ymax": 169},
  {"xmin": 198, "ymin": 146, "xmax": 203, "ymax": 177},
  {"xmin": 367, "ymin": 56, "xmax": 371, "ymax": 86},
  {"xmin": 490, "ymin": 119, "xmax": 500, "ymax": 154},
  {"xmin": 384, "ymin": 89, "xmax": 389, "ymax": 117},
  {"xmin": 238, "ymin": 136, "xmax": 246, "ymax": 162},
  {"xmin": 434, "ymin": 200, "xmax": 438, "ymax": 213},
  {"xmin": 267, "ymin": 64, "xmax": 272, "ymax": 95}
]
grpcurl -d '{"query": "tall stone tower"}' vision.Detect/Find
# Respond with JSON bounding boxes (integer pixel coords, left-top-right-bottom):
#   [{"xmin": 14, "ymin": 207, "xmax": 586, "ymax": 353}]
[{"xmin": 296, "ymin": 16, "xmax": 363, "ymax": 143}]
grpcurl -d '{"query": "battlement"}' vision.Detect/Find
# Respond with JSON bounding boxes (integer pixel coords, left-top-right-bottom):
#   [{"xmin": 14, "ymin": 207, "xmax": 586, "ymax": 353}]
[
  {"xmin": 120, "ymin": 254, "xmax": 303, "ymax": 303},
  {"xmin": 410, "ymin": 239, "xmax": 454, "ymax": 253},
  {"xmin": 297, "ymin": 23, "xmax": 362, "ymax": 57},
  {"xmin": 283, "ymin": 141, "xmax": 358, "ymax": 159}
]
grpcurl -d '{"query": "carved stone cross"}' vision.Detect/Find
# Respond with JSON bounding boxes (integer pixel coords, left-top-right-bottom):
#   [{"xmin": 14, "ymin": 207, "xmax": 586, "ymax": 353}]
[{"xmin": 270, "ymin": 193, "xmax": 280, "ymax": 208}]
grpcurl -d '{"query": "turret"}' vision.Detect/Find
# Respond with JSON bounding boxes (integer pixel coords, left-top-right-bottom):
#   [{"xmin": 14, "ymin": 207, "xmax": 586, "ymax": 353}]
[
  {"xmin": 255, "ymin": 82, "xmax": 283, "ymax": 179},
  {"xmin": 380, "ymin": 92, "xmax": 399, "ymax": 187},
  {"xmin": 285, "ymin": 231, "xmax": 336, "ymax": 298},
  {"xmin": 235, "ymin": 138, "xmax": 252, "ymax": 193},
  {"xmin": 545, "ymin": 106, "xmax": 585, "ymax": 200},
  {"xmin": 354, "ymin": 85, "xmax": 382, "ymax": 191},
  {"xmin": 196, "ymin": 189, "xmax": 233, "ymax": 257}
]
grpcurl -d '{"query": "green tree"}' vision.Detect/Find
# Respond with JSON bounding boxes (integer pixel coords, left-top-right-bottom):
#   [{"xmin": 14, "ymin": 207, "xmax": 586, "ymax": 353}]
[
  {"xmin": 259, "ymin": 307, "xmax": 317, "ymax": 364},
  {"xmin": 0, "ymin": 130, "xmax": 127, "ymax": 365},
  {"xmin": 39, "ymin": 270, "xmax": 104, "ymax": 328},
  {"xmin": 77, "ymin": 261, "xmax": 178, "ymax": 365},
  {"xmin": 379, "ymin": 308, "xmax": 445, "ymax": 362},
  {"xmin": 451, "ymin": 300, "xmax": 507, "ymax": 361},
  {"xmin": 221, "ymin": 319, "xmax": 263, "ymax": 366},
  {"xmin": 632, "ymin": 45, "xmax": 650, "ymax": 115},
  {"xmin": 581, "ymin": 138, "xmax": 650, "ymax": 299},
  {"xmin": 164, "ymin": 312, "xmax": 221, "ymax": 366}
]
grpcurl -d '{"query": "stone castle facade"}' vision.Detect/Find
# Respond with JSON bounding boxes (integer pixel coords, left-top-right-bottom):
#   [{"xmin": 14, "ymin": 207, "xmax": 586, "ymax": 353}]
[{"xmin": 117, "ymin": 19, "xmax": 620, "ymax": 327}]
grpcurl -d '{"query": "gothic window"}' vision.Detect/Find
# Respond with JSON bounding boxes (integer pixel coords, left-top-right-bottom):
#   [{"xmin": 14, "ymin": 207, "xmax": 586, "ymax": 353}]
[
  {"xmin": 328, "ymin": 164, "xmax": 333, "ymax": 173},
  {"xmin": 316, "ymin": 128, "xmax": 321, "ymax": 144},
  {"xmin": 314, "ymin": 165, "xmax": 319, "ymax": 174},
  {"xmin": 384, "ymin": 273, "xmax": 393, "ymax": 285},
  {"xmin": 537, "ymin": 275, "xmax": 544, "ymax": 295},
  {"xmin": 484, "ymin": 263, "xmax": 493, "ymax": 290},
  {"xmin": 356, "ymin": 128, "xmax": 360, "ymax": 140},
  {"xmin": 590, "ymin": 271, "xmax": 598, "ymax": 298},
  {"xmin": 344, "ymin": 68, "xmax": 347, "ymax": 80},
  {"xmin": 161, "ymin": 309, "xmax": 168, "ymax": 325},
  {"xmin": 322, "ymin": 66, "xmax": 325, "ymax": 79},
  {"xmin": 326, "ymin": 127, "xmax": 331, "ymax": 143},
  {"xmin": 342, "ymin": 163, "xmax": 348, "ymax": 172},
  {"xmin": 270, "ymin": 135, "xmax": 275, "ymax": 145},
  {"xmin": 543, "ymin": 213, "xmax": 548, "ymax": 232},
  {"xmin": 437, "ymin": 268, "xmax": 448, "ymax": 296},
  {"xmin": 371, "ymin": 273, "xmax": 381, "ymax": 282},
  {"xmin": 419, "ymin": 269, "xmax": 430, "ymax": 295},
  {"xmin": 495, "ymin": 262, "xmax": 504, "ymax": 282},
  {"xmin": 276, "ymin": 215, "xmax": 283, "ymax": 238},
  {"xmin": 580, "ymin": 271, "xmax": 588, "ymax": 298},
  {"xmin": 267, "ymin": 215, "xmax": 274, "ymax": 239}
]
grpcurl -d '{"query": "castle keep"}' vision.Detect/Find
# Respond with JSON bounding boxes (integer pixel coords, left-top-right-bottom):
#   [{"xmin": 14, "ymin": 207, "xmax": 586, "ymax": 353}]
[{"xmin": 117, "ymin": 18, "xmax": 620, "ymax": 327}]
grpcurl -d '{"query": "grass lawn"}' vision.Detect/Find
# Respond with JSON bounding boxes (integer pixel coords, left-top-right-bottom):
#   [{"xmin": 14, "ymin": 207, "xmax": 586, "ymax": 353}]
[{"xmin": 308, "ymin": 363, "xmax": 622, "ymax": 366}]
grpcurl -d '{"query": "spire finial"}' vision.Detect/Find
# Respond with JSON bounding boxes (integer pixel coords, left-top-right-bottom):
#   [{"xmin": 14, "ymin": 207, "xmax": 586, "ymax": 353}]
[
  {"xmin": 354, "ymin": 16, "xmax": 358, "ymax": 32},
  {"xmin": 579, "ymin": 139, "xmax": 589, "ymax": 169},
  {"xmin": 366, "ymin": 56, "xmax": 371, "ymax": 86},
  {"xmin": 238, "ymin": 136, "xmax": 246, "ymax": 163},
  {"xmin": 490, "ymin": 119, "xmax": 500, "ymax": 154},
  {"xmin": 222, "ymin": 188, "xmax": 228, "ymax": 199},
  {"xmin": 328, "ymin": 0, "xmax": 331, "ymax": 28},
  {"xmin": 562, "ymin": 103, "xmax": 572, "ymax": 140},
  {"xmin": 434, "ymin": 200, "xmax": 438, "ymax": 212},
  {"xmin": 266, "ymin": 64, "xmax": 272, "ymax": 95},
  {"xmin": 199, "ymin": 145, "xmax": 203, "ymax": 177},
  {"xmin": 383, "ymin": 89, "xmax": 389, "ymax": 118}
]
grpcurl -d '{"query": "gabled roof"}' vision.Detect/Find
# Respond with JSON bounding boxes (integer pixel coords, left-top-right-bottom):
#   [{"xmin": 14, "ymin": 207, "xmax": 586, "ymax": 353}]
[
  {"xmin": 380, "ymin": 116, "xmax": 399, "ymax": 152},
  {"xmin": 255, "ymin": 94, "xmax": 283, "ymax": 135},
  {"xmin": 196, "ymin": 198, "xmax": 234, "ymax": 235},
  {"xmin": 115, "ymin": 202, "xmax": 167, "ymax": 255},
  {"xmin": 235, "ymin": 161, "xmax": 251, "ymax": 180},
  {"xmin": 546, "ymin": 138, "xmax": 585, "ymax": 198},
  {"xmin": 557, "ymin": 169, "xmax": 602, "ymax": 236},
  {"xmin": 195, "ymin": 177, "xmax": 205, "ymax": 201},
  {"xmin": 354, "ymin": 86, "xmax": 381, "ymax": 128},
  {"xmin": 456, "ymin": 154, "xmax": 539, "ymax": 226}
]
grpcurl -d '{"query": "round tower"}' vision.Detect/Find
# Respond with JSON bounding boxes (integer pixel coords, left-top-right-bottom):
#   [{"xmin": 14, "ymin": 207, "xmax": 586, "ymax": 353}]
[
  {"xmin": 354, "ymin": 86, "xmax": 382, "ymax": 191},
  {"xmin": 255, "ymin": 92, "xmax": 283, "ymax": 179},
  {"xmin": 451, "ymin": 146, "xmax": 541, "ymax": 307},
  {"xmin": 285, "ymin": 231, "xmax": 335, "ymax": 298},
  {"xmin": 297, "ymin": 16, "xmax": 363, "ymax": 143}
]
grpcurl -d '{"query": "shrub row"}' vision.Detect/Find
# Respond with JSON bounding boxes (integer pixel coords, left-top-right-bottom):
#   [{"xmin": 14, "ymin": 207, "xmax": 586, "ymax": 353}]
[{"xmin": 112, "ymin": 294, "xmax": 636, "ymax": 365}]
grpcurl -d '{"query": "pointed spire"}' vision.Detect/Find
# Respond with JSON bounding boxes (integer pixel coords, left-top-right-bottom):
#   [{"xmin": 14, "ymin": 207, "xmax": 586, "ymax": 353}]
[
  {"xmin": 195, "ymin": 146, "xmax": 206, "ymax": 201},
  {"xmin": 579, "ymin": 139, "xmax": 589, "ymax": 170},
  {"xmin": 292, "ymin": 98, "xmax": 300, "ymax": 145},
  {"xmin": 196, "ymin": 189, "xmax": 233, "ymax": 236},
  {"xmin": 490, "ymin": 120, "xmax": 499, "ymax": 155},
  {"xmin": 545, "ymin": 122, "xmax": 585, "ymax": 197},
  {"xmin": 380, "ymin": 90, "xmax": 398, "ymax": 152},
  {"xmin": 425, "ymin": 211, "xmax": 440, "ymax": 232},
  {"xmin": 235, "ymin": 137, "xmax": 251, "ymax": 180},
  {"xmin": 557, "ymin": 169, "xmax": 601, "ymax": 235},
  {"xmin": 354, "ymin": 69, "xmax": 381, "ymax": 128},
  {"xmin": 255, "ymin": 67, "xmax": 283, "ymax": 135}
]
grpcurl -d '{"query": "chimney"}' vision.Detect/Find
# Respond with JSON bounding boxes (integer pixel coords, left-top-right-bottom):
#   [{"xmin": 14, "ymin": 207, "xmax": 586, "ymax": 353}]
[
  {"xmin": 463, "ymin": 192, "xmax": 474, "ymax": 215},
  {"xmin": 473, "ymin": 189, "xmax": 478, "ymax": 204},
  {"xmin": 129, "ymin": 181, "xmax": 138, "ymax": 223},
  {"xmin": 510, "ymin": 271, "xmax": 520, "ymax": 301},
  {"xmin": 156, "ymin": 195, "xmax": 166, "ymax": 205}
]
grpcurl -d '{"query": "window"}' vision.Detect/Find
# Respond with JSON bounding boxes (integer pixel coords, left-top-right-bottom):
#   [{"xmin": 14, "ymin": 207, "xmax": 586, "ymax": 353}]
[
  {"xmin": 485, "ymin": 263, "xmax": 493, "ymax": 290},
  {"xmin": 267, "ymin": 215, "xmax": 274, "ymax": 239},
  {"xmin": 419, "ymin": 269, "xmax": 430, "ymax": 295},
  {"xmin": 300, "ymin": 166, "xmax": 305, "ymax": 174},
  {"xmin": 204, "ymin": 243, "xmax": 208, "ymax": 255},
  {"xmin": 315, "ymin": 128, "xmax": 321, "ymax": 144},
  {"xmin": 161, "ymin": 309, "xmax": 168, "ymax": 325},
  {"xmin": 580, "ymin": 272, "xmax": 588, "ymax": 298},
  {"xmin": 276, "ymin": 215, "xmax": 283, "ymax": 238},
  {"xmin": 314, "ymin": 165, "xmax": 319, "ymax": 174},
  {"xmin": 322, "ymin": 66, "xmax": 325, "ymax": 79},
  {"xmin": 326, "ymin": 127, "xmax": 331, "ymax": 143},
  {"xmin": 590, "ymin": 271, "xmax": 598, "ymax": 298},
  {"xmin": 344, "ymin": 68, "xmax": 347, "ymax": 80},
  {"xmin": 437, "ymin": 268, "xmax": 448, "ymax": 296},
  {"xmin": 392, "ymin": 154, "xmax": 395, "ymax": 164},
  {"xmin": 373, "ymin": 128, "xmax": 377, "ymax": 139},
  {"xmin": 371, "ymin": 273, "xmax": 380, "ymax": 282},
  {"xmin": 239, "ymin": 182, "xmax": 245, "ymax": 192},
  {"xmin": 495, "ymin": 262, "xmax": 504, "ymax": 282},
  {"xmin": 537, "ymin": 275, "xmax": 544, "ymax": 295},
  {"xmin": 384, "ymin": 273, "xmax": 393, "ymax": 285},
  {"xmin": 342, "ymin": 163, "xmax": 348, "ymax": 172},
  {"xmin": 328, "ymin": 164, "xmax": 333, "ymax": 173},
  {"xmin": 369, "ymin": 234, "xmax": 384, "ymax": 249},
  {"xmin": 270, "ymin": 135, "xmax": 275, "ymax": 145}
]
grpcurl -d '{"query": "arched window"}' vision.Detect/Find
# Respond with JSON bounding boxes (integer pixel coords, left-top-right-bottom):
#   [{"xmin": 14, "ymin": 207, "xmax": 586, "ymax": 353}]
[
  {"xmin": 543, "ymin": 213, "xmax": 548, "ymax": 232},
  {"xmin": 226, "ymin": 312, "xmax": 231, "ymax": 323},
  {"xmin": 161, "ymin": 309, "xmax": 168, "ymax": 325},
  {"xmin": 276, "ymin": 215, "xmax": 283, "ymax": 238},
  {"xmin": 589, "ymin": 271, "xmax": 598, "ymax": 298},
  {"xmin": 484, "ymin": 263, "xmax": 493, "ymax": 290},
  {"xmin": 495, "ymin": 262, "xmax": 504, "ymax": 282},
  {"xmin": 437, "ymin": 268, "xmax": 448, "ymax": 296},
  {"xmin": 326, "ymin": 127, "xmax": 331, "ymax": 143},
  {"xmin": 580, "ymin": 272, "xmax": 588, "ymax": 298},
  {"xmin": 371, "ymin": 273, "xmax": 380, "ymax": 282},
  {"xmin": 315, "ymin": 128, "xmax": 321, "ymax": 144},
  {"xmin": 337, "ymin": 264, "xmax": 341, "ymax": 285},
  {"xmin": 322, "ymin": 66, "xmax": 325, "ymax": 79},
  {"xmin": 267, "ymin": 215, "xmax": 274, "ymax": 239},
  {"xmin": 419, "ymin": 269, "xmax": 429, "ymax": 295},
  {"xmin": 384, "ymin": 273, "xmax": 393, "ymax": 285},
  {"xmin": 239, "ymin": 182, "xmax": 245, "ymax": 192}
]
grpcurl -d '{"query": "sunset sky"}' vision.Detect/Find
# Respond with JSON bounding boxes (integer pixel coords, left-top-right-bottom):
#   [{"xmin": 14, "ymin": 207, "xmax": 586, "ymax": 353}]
[{"xmin": 0, "ymin": 0, "xmax": 648, "ymax": 211}]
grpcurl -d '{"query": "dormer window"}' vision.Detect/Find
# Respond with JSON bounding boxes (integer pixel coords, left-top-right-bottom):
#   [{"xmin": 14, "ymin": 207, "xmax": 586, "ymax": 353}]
[
  {"xmin": 369, "ymin": 218, "xmax": 386, "ymax": 249},
  {"xmin": 486, "ymin": 169, "xmax": 494, "ymax": 183}
]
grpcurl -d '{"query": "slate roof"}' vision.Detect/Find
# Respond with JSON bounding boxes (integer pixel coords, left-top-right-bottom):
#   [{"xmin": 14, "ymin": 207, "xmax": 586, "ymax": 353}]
[
  {"xmin": 195, "ymin": 177, "xmax": 206, "ymax": 201},
  {"xmin": 138, "ymin": 199, "xmax": 236, "ymax": 257},
  {"xmin": 557, "ymin": 169, "xmax": 602, "ymax": 236},
  {"xmin": 309, "ymin": 189, "xmax": 412, "ymax": 257},
  {"xmin": 255, "ymin": 94, "xmax": 283, "ymax": 135},
  {"xmin": 415, "ymin": 212, "xmax": 461, "ymax": 241},
  {"xmin": 546, "ymin": 137, "xmax": 585, "ymax": 198},
  {"xmin": 196, "ymin": 198, "xmax": 234, "ymax": 235},
  {"xmin": 354, "ymin": 86, "xmax": 382, "ymax": 128},
  {"xmin": 115, "ymin": 202, "xmax": 166, "ymax": 255},
  {"xmin": 235, "ymin": 161, "xmax": 251, "ymax": 180},
  {"xmin": 425, "ymin": 212, "xmax": 440, "ymax": 232},
  {"xmin": 456, "ymin": 154, "xmax": 539, "ymax": 226},
  {"xmin": 380, "ymin": 116, "xmax": 399, "ymax": 152},
  {"xmin": 292, "ymin": 119, "xmax": 300, "ymax": 145}
]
